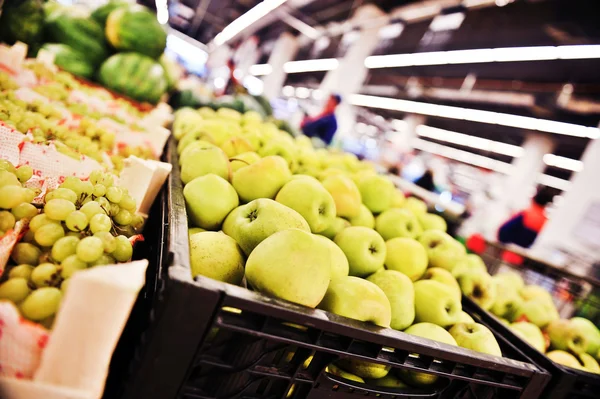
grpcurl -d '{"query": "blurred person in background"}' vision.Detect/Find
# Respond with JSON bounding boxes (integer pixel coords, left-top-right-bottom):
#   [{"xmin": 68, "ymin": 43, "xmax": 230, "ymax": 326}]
[
  {"xmin": 414, "ymin": 169, "xmax": 435, "ymax": 192},
  {"xmin": 497, "ymin": 187, "xmax": 554, "ymax": 248},
  {"xmin": 301, "ymin": 94, "xmax": 342, "ymax": 146}
]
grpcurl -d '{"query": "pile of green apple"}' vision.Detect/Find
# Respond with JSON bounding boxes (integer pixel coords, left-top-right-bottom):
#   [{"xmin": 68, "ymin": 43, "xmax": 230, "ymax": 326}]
[{"xmin": 172, "ymin": 107, "xmax": 512, "ymax": 387}]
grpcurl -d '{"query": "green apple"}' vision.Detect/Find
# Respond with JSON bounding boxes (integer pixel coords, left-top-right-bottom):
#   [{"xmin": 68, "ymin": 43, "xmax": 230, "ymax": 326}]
[
  {"xmin": 400, "ymin": 322, "xmax": 457, "ymax": 386},
  {"xmin": 579, "ymin": 353, "xmax": 600, "ymax": 373},
  {"xmin": 418, "ymin": 230, "xmax": 466, "ymax": 272},
  {"xmin": 276, "ymin": 177, "xmax": 336, "ymax": 233},
  {"xmin": 232, "ymin": 155, "xmax": 291, "ymax": 202},
  {"xmin": 546, "ymin": 319, "xmax": 588, "ymax": 355},
  {"xmin": 490, "ymin": 286, "xmax": 523, "ymax": 320},
  {"xmin": 520, "ymin": 285, "xmax": 554, "ymax": 305},
  {"xmin": 220, "ymin": 136, "xmax": 255, "ymax": 157},
  {"xmin": 334, "ymin": 226, "xmax": 386, "ymax": 277},
  {"xmin": 403, "ymin": 197, "xmax": 427, "ymax": 215},
  {"xmin": 258, "ymin": 138, "xmax": 297, "ymax": 171},
  {"xmin": 390, "ymin": 189, "xmax": 406, "ymax": 208},
  {"xmin": 179, "ymin": 140, "xmax": 215, "ymax": 165},
  {"xmin": 326, "ymin": 363, "xmax": 365, "ymax": 383},
  {"xmin": 241, "ymin": 110, "xmax": 263, "ymax": 125},
  {"xmin": 337, "ymin": 359, "xmax": 390, "ymax": 380},
  {"xmin": 222, "ymin": 199, "xmax": 310, "ymax": 255},
  {"xmin": 320, "ymin": 217, "xmax": 350, "ymax": 240},
  {"xmin": 570, "ymin": 317, "xmax": 600, "ymax": 356},
  {"xmin": 414, "ymin": 280, "xmax": 462, "ymax": 327},
  {"xmin": 321, "ymin": 175, "xmax": 361, "ymax": 218},
  {"xmin": 246, "ymin": 229, "xmax": 330, "ymax": 308},
  {"xmin": 421, "ymin": 268, "xmax": 461, "ymax": 300},
  {"xmin": 243, "ymin": 129, "xmax": 267, "ymax": 152},
  {"xmin": 452, "ymin": 254, "xmax": 488, "ymax": 278},
  {"xmin": 449, "ymin": 323, "xmax": 502, "ymax": 356},
  {"xmin": 547, "ymin": 350, "xmax": 583, "ymax": 369},
  {"xmin": 375, "ymin": 208, "xmax": 422, "ymax": 240},
  {"xmin": 189, "ymin": 227, "xmax": 206, "ymax": 236},
  {"xmin": 512, "ymin": 298, "xmax": 559, "ymax": 328},
  {"xmin": 367, "ymin": 270, "xmax": 415, "ymax": 331},
  {"xmin": 176, "ymin": 126, "xmax": 216, "ymax": 153},
  {"xmin": 318, "ymin": 168, "xmax": 347, "ymax": 181},
  {"xmin": 229, "ymin": 151, "xmax": 261, "ymax": 173},
  {"xmin": 457, "ymin": 271, "xmax": 497, "ymax": 311},
  {"xmin": 172, "ymin": 107, "xmax": 204, "ymax": 140},
  {"xmin": 295, "ymin": 148, "xmax": 320, "ymax": 175},
  {"xmin": 197, "ymin": 107, "xmax": 216, "ymax": 119},
  {"xmin": 183, "ymin": 174, "xmax": 239, "ymax": 230},
  {"xmin": 295, "ymin": 135, "xmax": 313, "ymax": 149},
  {"xmin": 384, "ymin": 237, "xmax": 427, "ymax": 281},
  {"xmin": 318, "ymin": 276, "xmax": 392, "ymax": 327},
  {"xmin": 365, "ymin": 374, "xmax": 408, "ymax": 388},
  {"xmin": 418, "ymin": 213, "xmax": 447, "ymax": 232},
  {"xmin": 180, "ymin": 146, "xmax": 230, "ymax": 185},
  {"xmin": 217, "ymin": 107, "xmax": 242, "ymax": 121},
  {"xmin": 189, "ymin": 232, "xmax": 245, "ymax": 285},
  {"xmin": 315, "ymin": 235, "xmax": 349, "ymax": 279},
  {"xmin": 510, "ymin": 321, "xmax": 546, "ymax": 353},
  {"xmin": 493, "ymin": 271, "xmax": 524, "ymax": 291},
  {"xmin": 358, "ymin": 174, "xmax": 395, "ymax": 214},
  {"xmin": 456, "ymin": 311, "xmax": 475, "ymax": 324},
  {"xmin": 347, "ymin": 204, "xmax": 375, "ymax": 228}
]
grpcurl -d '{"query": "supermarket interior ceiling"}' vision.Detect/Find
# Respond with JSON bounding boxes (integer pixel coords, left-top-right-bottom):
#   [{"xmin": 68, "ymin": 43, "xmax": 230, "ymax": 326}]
[{"xmin": 150, "ymin": 0, "xmax": 600, "ymax": 179}]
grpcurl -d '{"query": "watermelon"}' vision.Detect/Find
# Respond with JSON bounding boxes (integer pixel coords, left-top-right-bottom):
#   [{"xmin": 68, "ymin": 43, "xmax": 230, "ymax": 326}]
[
  {"xmin": 91, "ymin": 0, "xmax": 128, "ymax": 27},
  {"xmin": 97, "ymin": 52, "xmax": 167, "ymax": 104},
  {"xmin": 0, "ymin": 0, "xmax": 45, "ymax": 49},
  {"xmin": 159, "ymin": 53, "xmax": 182, "ymax": 92},
  {"xmin": 45, "ymin": 9, "xmax": 109, "ymax": 66},
  {"xmin": 40, "ymin": 43, "xmax": 95, "ymax": 79},
  {"xmin": 105, "ymin": 5, "xmax": 167, "ymax": 60}
]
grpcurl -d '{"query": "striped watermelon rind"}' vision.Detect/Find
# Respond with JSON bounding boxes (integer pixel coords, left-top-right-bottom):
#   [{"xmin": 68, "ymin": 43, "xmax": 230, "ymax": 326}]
[
  {"xmin": 97, "ymin": 52, "xmax": 167, "ymax": 104},
  {"xmin": 105, "ymin": 6, "xmax": 167, "ymax": 60}
]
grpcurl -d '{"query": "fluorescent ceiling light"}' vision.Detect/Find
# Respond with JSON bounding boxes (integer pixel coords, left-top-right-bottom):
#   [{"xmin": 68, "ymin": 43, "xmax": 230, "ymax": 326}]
[
  {"xmin": 283, "ymin": 58, "xmax": 339, "ymax": 73},
  {"xmin": 249, "ymin": 64, "xmax": 272, "ymax": 76},
  {"xmin": 166, "ymin": 33, "xmax": 208, "ymax": 63},
  {"xmin": 364, "ymin": 45, "xmax": 600, "ymax": 69},
  {"xmin": 543, "ymin": 154, "xmax": 584, "ymax": 172},
  {"xmin": 391, "ymin": 119, "xmax": 408, "ymax": 131},
  {"xmin": 428, "ymin": 12, "xmax": 465, "ymax": 32},
  {"xmin": 213, "ymin": 0, "xmax": 288, "ymax": 46},
  {"xmin": 416, "ymin": 125, "xmax": 524, "ymax": 157},
  {"xmin": 348, "ymin": 94, "xmax": 600, "ymax": 139},
  {"xmin": 413, "ymin": 138, "xmax": 571, "ymax": 190}
]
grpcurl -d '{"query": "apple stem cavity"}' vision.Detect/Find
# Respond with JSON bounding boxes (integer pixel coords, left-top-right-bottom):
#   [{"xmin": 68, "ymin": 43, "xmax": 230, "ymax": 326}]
[
  {"xmin": 247, "ymin": 210, "xmax": 258, "ymax": 222},
  {"xmin": 473, "ymin": 286, "xmax": 483, "ymax": 298}
]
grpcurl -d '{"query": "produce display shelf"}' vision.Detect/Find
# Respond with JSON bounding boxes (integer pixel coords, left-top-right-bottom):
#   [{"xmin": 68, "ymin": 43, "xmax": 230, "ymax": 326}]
[
  {"xmin": 464, "ymin": 296, "xmax": 600, "ymax": 399},
  {"xmin": 102, "ymin": 137, "xmax": 550, "ymax": 399}
]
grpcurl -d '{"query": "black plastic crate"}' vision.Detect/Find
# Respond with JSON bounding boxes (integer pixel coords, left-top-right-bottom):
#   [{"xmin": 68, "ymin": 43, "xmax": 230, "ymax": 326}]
[
  {"xmin": 464, "ymin": 296, "xmax": 600, "ymax": 399},
  {"xmin": 105, "ymin": 138, "xmax": 550, "ymax": 399}
]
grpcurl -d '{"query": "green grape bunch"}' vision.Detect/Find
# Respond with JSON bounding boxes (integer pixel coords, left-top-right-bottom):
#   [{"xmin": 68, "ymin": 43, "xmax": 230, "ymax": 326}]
[{"xmin": 0, "ymin": 162, "xmax": 143, "ymax": 327}]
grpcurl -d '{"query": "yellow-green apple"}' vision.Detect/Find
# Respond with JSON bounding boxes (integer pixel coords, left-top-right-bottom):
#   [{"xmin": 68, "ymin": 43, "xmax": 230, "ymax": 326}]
[
  {"xmin": 295, "ymin": 148, "xmax": 320, "ymax": 175},
  {"xmin": 414, "ymin": 280, "xmax": 462, "ymax": 327},
  {"xmin": 179, "ymin": 140, "xmax": 215, "ymax": 165},
  {"xmin": 457, "ymin": 270, "xmax": 497, "ymax": 310},
  {"xmin": 177, "ymin": 129, "xmax": 216, "ymax": 155},
  {"xmin": 384, "ymin": 237, "xmax": 428, "ymax": 281},
  {"xmin": 347, "ymin": 204, "xmax": 375, "ymax": 228},
  {"xmin": 520, "ymin": 285, "xmax": 554, "ymax": 305},
  {"xmin": 456, "ymin": 311, "xmax": 475, "ymax": 324},
  {"xmin": 375, "ymin": 208, "xmax": 422, "ymax": 240},
  {"xmin": 367, "ymin": 270, "xmax": 414, "ymax": 330},
  {"xmin": 276, "ymin": 177, "xmax": 336, "ymax": 233},
  {"xmin": 222, "ymin": 199, "xmax": 310, "ymax": 255},
  {"xmin": 180, "ymin": 147, "xmax": 230, "ymax": 185},
  {"xmin": 421, "ymin": 268, "xmax": 461, "ymax": 300},
  {"xmin": 189, "ymin": 227, "xmax": 206, "ymax": 236},
  {"xmin": 216, "ymin": 107, "xmax": 242, "ymax": 121},
  {"xmin": 246, "ymin": 229, "xmax": 330, "ymax": 307},
  {"xmin": 315, "ymin": 235, "xmax": 349, "ymax": 279},
  {"xmin": 243, "ymin": 130, "xmax": 267, "ymax": 152},
  {"xmin": 351, "ymin": 169, "xmax": 376, "ymax": 185},
  {"xmin": 403, "ymin": 197, "xmax": 427, "ymax": 215},
  {"xmin": 490, "ymin": 286, "xmax": 523, "ymax": 320},
  {"xmin": 241, "ymin": 110, "xmax": 263, "ymax": 125},
  {"xmin": 512, "ymin": 298, "xmax": 559, "ymax": 328},
  {"xmin": 320, "ymin": 217, "xmax": 350, "ymax": 240},
  {"xmin": 295, "ymin": 135, "xmax": 313, "ymax": 149},
  {"xmin": 418, "ymin": 213, "xmax": 447, "ymax": 232},
  {"xmin": 493, "ymin": 271, "xmax": 525, "ymax": 292},
  {"xmin": 189, "ymin": 232, "xmax": 245, "ymax": 285},
  {"xmin": 258, "ymin": 138, "xmax": 297, "ymax": 171},
  {"xmin": 334, "ymin": 227, "xmax": 386, "ymax": 277},
  {"xmin": 366, "ymin": 374, "xmax": 408, "ymax": 387},
  {"xmin": 220, "ymin": 136, "xmax": 255, "ymax": 157},
  {"xmin": 449, "ymin": 323, "xmax": 502, "ymax": 356},
  {"xmin": 342, "ymin": 152, "xmax": 360, "ymax": 171},
  {"xmin": 183, "ymin": 174, "xmax": 239, "ymax": 230},
  {"xmin": 510, "ymin": 321, "xmax": 546, "ymax": 353},
  {"xmin": 172, "ymin": 107, "xmax": 204, "ymax": 139},
  {"xmin": 570, "ymin": 317, "xmax": 600, "ymax": 356},
  {"xmin": 197, "ymin": 107, "xmax": 216, "ymax": 119},
  {"xmin": 318, "ymin": 168, "xmax": 347, "ymax": 181},
  {"xmin": 322, "ymin": 175, "xmax": 361, "ymax": 218},
  {"xmin": 547, "ymin": 350, "xmax": 583, "ymax": 369},
  {"xmin": 546, "ymin": 319, "xmax": 588, "ymax": 355},
  {"xmin": 230, "ymin": 151, "xmax": 261, "ymax": 173},
  {"xmin": 579, "ymin": 353, "xmax": 600, "ymax": 373},
  {"xmin": 326, "ymin": 364, "xmax": 364, "ymax": 383},
  {"xmin": 400, "ymin": 322, "xmax": 457, "ymax": 386},
  {"xmin": 418, "ymin": 230, "xmax": 466, "ymax": 271},
  {"xmin": 390, "ymin": 189, "xmax": 406, "ymax": 208},
  {"xmin": 358, "ymin": 175, "xmax": 395, "ymax": 214},
  {"xmin": 337, "ymin": 359, "xmax": 390, "ymax": 379},
  {"xmin": 232, "ymin": 155, "xmax": 291, "ymax": 202},
  {"xmin": 318, "ymin": 276, "xmax": 392, "ymax": 327}
]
